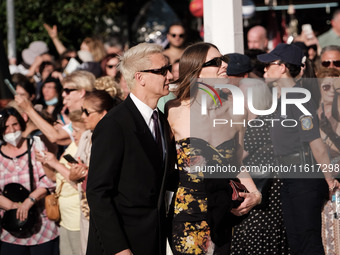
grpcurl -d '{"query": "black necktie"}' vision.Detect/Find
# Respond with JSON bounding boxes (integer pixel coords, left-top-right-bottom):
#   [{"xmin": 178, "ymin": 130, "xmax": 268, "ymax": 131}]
[{"xmin": 152, "ymin": 110, "xmax": 163, "ymax": 156}]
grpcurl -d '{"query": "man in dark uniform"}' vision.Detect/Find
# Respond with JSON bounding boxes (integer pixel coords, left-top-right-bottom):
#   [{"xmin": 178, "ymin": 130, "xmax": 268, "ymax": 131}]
[{"xmin": 257, "ymin": 43, "xmax": 340, "ymax": 255}]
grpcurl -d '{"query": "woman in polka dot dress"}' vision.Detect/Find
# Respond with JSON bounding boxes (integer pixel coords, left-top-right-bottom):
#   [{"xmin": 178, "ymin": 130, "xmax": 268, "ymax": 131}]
[{"xmin": 230, "ymin": 79, "xmax": 290, "ymax": 255}]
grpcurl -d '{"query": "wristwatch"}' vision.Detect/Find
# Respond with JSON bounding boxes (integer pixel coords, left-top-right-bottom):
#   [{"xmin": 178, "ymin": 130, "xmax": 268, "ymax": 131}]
[{"xmin": 28, "ymin": 196, "xmax": 36, "ymax": 203}]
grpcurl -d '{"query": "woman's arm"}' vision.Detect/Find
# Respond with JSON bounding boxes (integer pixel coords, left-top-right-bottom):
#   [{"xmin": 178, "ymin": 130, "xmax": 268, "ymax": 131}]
[
  {"xmin": 16, "ymin": 187, "xmax": 48, "ymax": 221},
  {"xmin": 15, "ymin": 95, "xmax": 71, "ymax": 145},
  {"xmin": 43, "ymin": 23, "xmax": 67, "ymax": 55},
  {"xmin": 36, "ymin": 151, "xmax": 77, "ymax": 187},
  {"xmin": 232, "ymin": 126, "xmax": 262, "ymax": 216},
  {"xmin": 0, "ymin": 195, "xmax": 18, "ymax": 211},
  {"xmin": 310, "ymin": 138, "xmax": 340, "ymax": 191}
]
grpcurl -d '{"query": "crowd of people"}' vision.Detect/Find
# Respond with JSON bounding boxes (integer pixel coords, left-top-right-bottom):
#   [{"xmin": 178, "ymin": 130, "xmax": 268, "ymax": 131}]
[{"xmin": 1, "ymin": 9, "xmax": 340, "ymax": 255}]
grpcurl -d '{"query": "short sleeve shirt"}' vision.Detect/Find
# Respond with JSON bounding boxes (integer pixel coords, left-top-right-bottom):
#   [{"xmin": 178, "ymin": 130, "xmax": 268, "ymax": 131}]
[
  {"xmin": 270, "ymin": 84, "xmax": 320, "ymax": 156},
  {"xmin": 0, "ymin": 140, "xmax": 59, "ymax": 245}
]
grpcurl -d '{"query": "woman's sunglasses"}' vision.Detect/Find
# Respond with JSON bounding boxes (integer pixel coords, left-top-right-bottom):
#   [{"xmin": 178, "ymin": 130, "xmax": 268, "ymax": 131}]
[
  {"xmin": 81, "ymin": 106, "xmax": 98, "ymax": 117},
  {"xmin": 202, "ymin": 56, "xmax": 228, "ymax": 68},
  {"xmin": 321, "ymin": 60, "xmax": 340, "ymax": 68},
  {"xmin": 140, "ymin": 65, "xmax": 172, "ymax": 76},
  {"xmin": 106, "ymin": 64, "xmax": 117, "ymax": 69},
  {"xmin": 62, "ymin": 88, "xmax": 78, "ymax": 95}
]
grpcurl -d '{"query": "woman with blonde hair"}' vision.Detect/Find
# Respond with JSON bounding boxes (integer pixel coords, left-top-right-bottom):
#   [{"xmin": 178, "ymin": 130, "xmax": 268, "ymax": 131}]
[
  {"xmin": 80, "ymin": 37, "xmax": 106, "ymax": 62},
  {"xmin": 94, "ymin": 76, "xmax": 123, "ymax": 100}
]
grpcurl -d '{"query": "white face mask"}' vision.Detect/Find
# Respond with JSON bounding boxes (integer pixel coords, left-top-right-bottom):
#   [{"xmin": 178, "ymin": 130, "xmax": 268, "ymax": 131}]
[
  {"xmin": 3, "ymin": 131, "xmax": 22, "ymax": 147},
  {"xmin": 45, "ymin": 97, "xmax": 58, "ymax": 106}
]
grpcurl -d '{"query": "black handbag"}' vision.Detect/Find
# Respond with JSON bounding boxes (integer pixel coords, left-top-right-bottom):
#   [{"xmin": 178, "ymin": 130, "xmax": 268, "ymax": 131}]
[{"xmin": 1, "ymin": 138, "xmax": 40, "ymax": 237}]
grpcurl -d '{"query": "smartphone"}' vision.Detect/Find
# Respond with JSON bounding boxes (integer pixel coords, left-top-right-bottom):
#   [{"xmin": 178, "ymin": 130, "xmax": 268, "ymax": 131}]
[
  {"xmin": 302, "ymin": 24, "xmax": 314, "ymax": 39},
  {"xmin": 63, "ymin": 154, "xmax": 78, "ymax": 164},
  {"xmin": 33, "ymin": 136, "xmax": 45, "ymax": 156},
  {"xmin": 4, "ymin": 79, "xmax": 17, "ymax": 95}
]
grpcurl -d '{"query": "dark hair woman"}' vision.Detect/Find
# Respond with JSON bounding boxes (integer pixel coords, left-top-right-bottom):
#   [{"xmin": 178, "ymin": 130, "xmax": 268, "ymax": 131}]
[
  {"xmin": 0, "ymin": 107, "xmax": 59, "ymax": 254},
  {"xmin": 166, "ymin": 42, "xmax": 261, "ymax": 254}
]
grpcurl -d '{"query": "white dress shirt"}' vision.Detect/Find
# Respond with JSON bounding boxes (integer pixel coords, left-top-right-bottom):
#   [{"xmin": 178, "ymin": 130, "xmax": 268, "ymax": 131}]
[{"xmin": 130, "ymin": 93, "xmax": 165, "ymax": 157}]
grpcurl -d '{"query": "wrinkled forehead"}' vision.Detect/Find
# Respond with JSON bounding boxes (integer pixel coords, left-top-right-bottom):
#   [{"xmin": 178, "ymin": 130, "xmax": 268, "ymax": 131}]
[{"xmin": 321, "ymin": 50, "xmax": 340, "ymax": 60}]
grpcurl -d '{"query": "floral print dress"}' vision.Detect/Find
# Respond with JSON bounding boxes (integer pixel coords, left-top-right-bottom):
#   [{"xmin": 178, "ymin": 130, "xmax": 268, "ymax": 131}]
[{"xmin": 171, "ymin": 137, "xmax": 236, "ymax": 255}]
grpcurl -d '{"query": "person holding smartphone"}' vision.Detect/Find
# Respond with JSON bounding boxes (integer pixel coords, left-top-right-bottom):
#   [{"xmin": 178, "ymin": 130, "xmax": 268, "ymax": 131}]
[{"xmin": 36, "ymin": 110, "xmax": 86, "ymax": 255}]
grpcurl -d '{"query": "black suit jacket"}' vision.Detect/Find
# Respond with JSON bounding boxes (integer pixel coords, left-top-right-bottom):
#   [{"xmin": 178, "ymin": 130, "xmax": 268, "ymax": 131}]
[{"xmin": 86, "ymin": 95, "xmax": 175, "ymax": 255}]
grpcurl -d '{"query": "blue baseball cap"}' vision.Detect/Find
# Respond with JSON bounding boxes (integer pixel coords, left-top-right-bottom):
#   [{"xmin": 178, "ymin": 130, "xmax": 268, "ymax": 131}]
[
  {"xmin": 257, "ymin": 43, "xmax": 304, "ymax": 66},
  {"xmin": 226, "ymin": 53, "xmax": 252, "ymax": 76}
]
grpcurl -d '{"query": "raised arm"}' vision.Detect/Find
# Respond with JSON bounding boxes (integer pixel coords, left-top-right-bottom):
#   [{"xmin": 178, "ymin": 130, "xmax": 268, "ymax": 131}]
[
  {"xmin": 15, "ymin": 95, "xmax": 71, "ymax": 145},
  {"xmin": 44, "ymin": 23, "xmax": 67, "ymax": 55}
]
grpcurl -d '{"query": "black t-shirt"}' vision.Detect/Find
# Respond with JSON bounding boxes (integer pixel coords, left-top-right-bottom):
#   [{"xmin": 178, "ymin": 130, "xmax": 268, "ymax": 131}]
[{"xmin": 270, "ymin": 84, "xmax": 320, "ymax": 156}]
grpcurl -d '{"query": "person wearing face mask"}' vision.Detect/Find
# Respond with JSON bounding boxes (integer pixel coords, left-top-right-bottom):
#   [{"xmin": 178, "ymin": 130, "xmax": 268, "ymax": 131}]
[
  {"xmin": 35, "ymin": 75, "xmax": 64, "ymax": 122},
  {"xmin": 0, "ymin": 107, "xmax": 59, "ymax": 255}
]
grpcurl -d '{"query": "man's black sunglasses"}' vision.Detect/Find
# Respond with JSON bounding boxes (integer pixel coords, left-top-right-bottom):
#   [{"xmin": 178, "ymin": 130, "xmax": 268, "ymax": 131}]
[
  {"xmin": 62, "ymin": 88, "xmax": 78, "ymax": 95},
  {"xmin": 202, "ymin": 56, "xmax": 228, "ymax": 68},
  {"xmin": 321, "ymin": 60, "xmax": 340, "ymax": 68},
  {"xmin": 140, "ymin": 65, "xmax": 172, "ymax": 76}
]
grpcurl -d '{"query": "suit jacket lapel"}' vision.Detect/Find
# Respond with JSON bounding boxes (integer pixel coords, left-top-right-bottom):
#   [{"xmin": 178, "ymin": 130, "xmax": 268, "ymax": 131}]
[
  {"xmin": 157, "ymin": 110, "xmax": 173, "ymax": 210},
  {"xmin": 125, "ymin": 95, "xmax": 163, "ymax": 168}
]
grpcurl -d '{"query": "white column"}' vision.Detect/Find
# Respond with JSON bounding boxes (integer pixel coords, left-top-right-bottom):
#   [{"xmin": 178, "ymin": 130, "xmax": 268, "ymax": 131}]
[
  {"xmin": 203, "ymin": 0, "xmax": 244, "ymax": 55},
  {"xmin": 7, "ymin": 0, "xmax": 16, "ymax": 60}
]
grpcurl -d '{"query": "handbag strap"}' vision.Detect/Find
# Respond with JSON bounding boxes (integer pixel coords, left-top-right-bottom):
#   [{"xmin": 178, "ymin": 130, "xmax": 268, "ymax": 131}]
[
  {"xmin": 55, "ymin": 181, "xmax": 65, "ymax": 197},
  {"xmin": 27, "ymin": 138, "xmax": 35, "ymax": 192}
]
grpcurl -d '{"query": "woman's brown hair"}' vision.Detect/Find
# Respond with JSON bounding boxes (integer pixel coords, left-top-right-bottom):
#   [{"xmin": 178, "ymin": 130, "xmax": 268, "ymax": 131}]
[{"xmin": 176, "ymin": 42, "xmax": 218, "ymax": 102}]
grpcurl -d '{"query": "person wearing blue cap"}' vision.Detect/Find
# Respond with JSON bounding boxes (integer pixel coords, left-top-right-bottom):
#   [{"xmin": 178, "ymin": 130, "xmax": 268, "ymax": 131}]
[
  {"xmin": 225, "ymin": 53, "xmax": 252, "ymax": 78},
  {"xmin": 257, "ymin": 43, "xmax": 340, "ymax": 255}
]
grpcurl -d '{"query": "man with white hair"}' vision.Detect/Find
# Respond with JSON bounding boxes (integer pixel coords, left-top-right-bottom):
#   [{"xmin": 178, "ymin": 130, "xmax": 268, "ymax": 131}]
[{"xmin": 86, "ymin": 43, "xmax": 175, "ymax": 255}]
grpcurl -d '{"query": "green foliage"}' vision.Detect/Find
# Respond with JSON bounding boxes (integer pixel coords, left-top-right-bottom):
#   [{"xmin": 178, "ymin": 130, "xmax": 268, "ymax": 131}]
[{"xmin": 1, "ymin": 0, "xmax": 124, "ymax": 58}]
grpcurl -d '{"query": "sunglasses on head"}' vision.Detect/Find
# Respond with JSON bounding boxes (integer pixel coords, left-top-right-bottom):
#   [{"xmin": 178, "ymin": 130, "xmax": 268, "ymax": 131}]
[
  {"xmin": 81, "ymin": 106, "xmax": 98, "ymax": 117},
  {"xmin": 140, "ymin": 65, "xmax": 172, "ymax": 76},
  {"xmin": 62, "ymin": 88, "xmax": 78, "ymax": 95},
  {"xmin": 321, "ymin": 84, "xmax": 332, "ymax": 91},
  {"xmin": 202, "ymin": 56, "xmax": 227, "ymax": 68},
  {"xmin": 169, "ymin": 33, "xmax": 184, "ymax": 38},
  {"xmin": 321, "ymin": 60, "xmax": 340, "ymax": 68}
]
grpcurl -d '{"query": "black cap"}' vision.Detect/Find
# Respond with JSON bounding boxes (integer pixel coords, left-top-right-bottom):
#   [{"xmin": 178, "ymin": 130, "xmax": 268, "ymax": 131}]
[
  {"xmin": 257, "ymin": 43, "xmax": 304, "ymax": 66},
  {"xmin": 226, "ymin": 53, "xmax": 252, "ymax": 76}
]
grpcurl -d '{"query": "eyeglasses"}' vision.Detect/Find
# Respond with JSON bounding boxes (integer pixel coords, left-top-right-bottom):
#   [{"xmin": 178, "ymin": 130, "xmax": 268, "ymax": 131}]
[
  {"xmin": 106, "ymin": 64, "xmax": 117, "ymax": 69},
  {"xmin": 202, "ymin": 56, "xmax": 228, "ymax": 68},
  {"xmin": 63, "ymin": 57, "xmax": 72, "ymax": 61},
  {"xmin": 81, "ymin": 107, "xmax": 98, "ymax": 117},
  {"xmin": 321, "ymin": 60, "xmax": 340, "ymax": 68},
  {"xmin": 321, "ymin": 84, "xmax": 332, "ymax": 91},
  {"xmin": 62, "ymin": 88, "xmax": 78, "ymax": 95},
  {"xmin": 139, "ymin": 65, "xmax": 172, "ymax": 76},
  {"xmin": 169, "ymin": 33, "xmax": 184, "ymax": 38}
]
